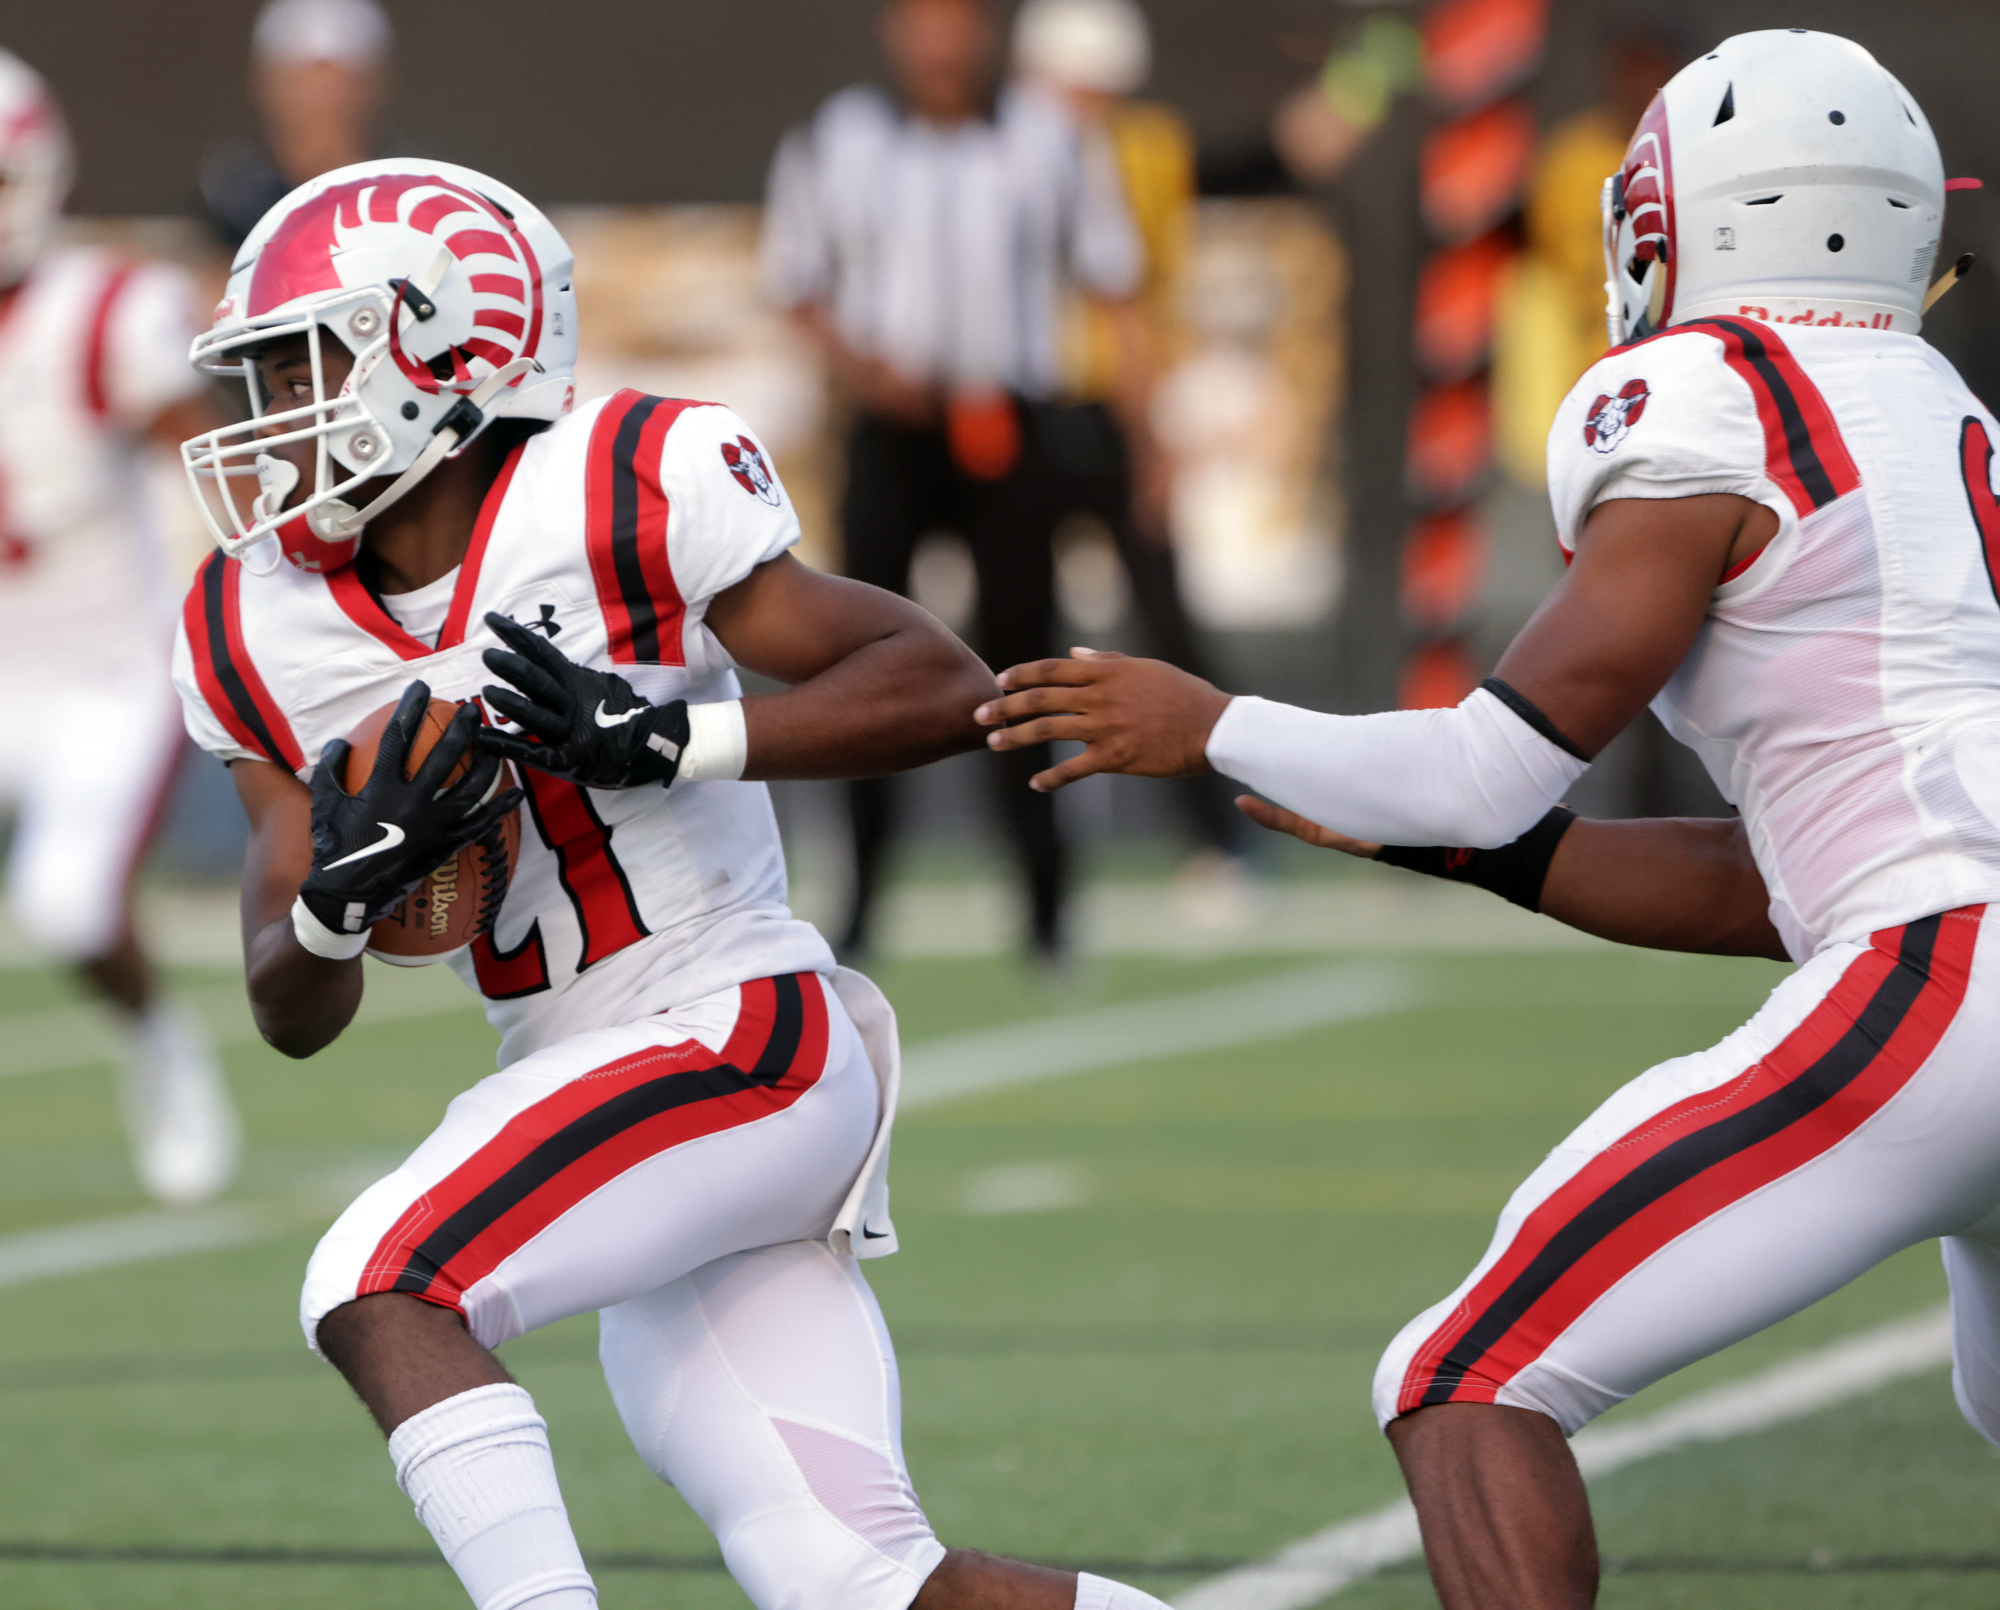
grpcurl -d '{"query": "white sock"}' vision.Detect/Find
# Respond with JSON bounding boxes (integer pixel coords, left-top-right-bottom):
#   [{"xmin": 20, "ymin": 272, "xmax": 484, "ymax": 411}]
[
  {"xmin": 388, "ymin": 1383, "xmax": 598, "ymax": 1610},
  {"xmin": 1076, "ymin": 1572, "xmax": 1176, "ymax": 1610},
  {"xmin": 1075, "ymin": 1571, "xmax": 1175, "ymax": 1610}
]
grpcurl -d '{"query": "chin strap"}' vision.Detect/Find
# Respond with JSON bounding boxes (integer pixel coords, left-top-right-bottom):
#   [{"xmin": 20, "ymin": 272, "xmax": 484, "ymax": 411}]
[
  {"xmin": 1924, "ymin": 252, "xmax": 1976, "ymax": 315},
  {"xmin": 311, "ymin": 357, "xmax": 538, "ymax": 541}
]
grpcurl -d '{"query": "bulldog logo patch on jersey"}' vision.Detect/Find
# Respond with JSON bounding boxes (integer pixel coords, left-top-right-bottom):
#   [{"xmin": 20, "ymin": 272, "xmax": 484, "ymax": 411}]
[
  {"xmin": 1584, "ymin": 379, "xmax": 1651, "ymax": 454},
  {"xmin": 720, "ymin": 436, "xmax": 781, "ymax": 505}
]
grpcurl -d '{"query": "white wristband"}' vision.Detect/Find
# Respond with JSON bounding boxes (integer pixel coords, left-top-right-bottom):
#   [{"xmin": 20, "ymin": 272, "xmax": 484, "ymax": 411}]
[
  {"xmin": 677, "ymin": 698, "xmax": 748, "ymax": 783},
  {"xmin": 291, "ymin": 894, "xmax": 371, "ymax": 961}
]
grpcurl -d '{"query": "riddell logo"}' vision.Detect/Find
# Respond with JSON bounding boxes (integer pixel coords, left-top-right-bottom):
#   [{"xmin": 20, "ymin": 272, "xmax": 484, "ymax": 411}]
[{"xmin": 1738, "ymin": 306, "xmax": 1894, "ymax": 328}]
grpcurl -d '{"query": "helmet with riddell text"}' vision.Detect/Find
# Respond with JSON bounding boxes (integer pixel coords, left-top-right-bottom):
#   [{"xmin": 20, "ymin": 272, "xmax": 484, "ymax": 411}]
[
  {"xmin": 182, "ymin": 159, "xmax": 577, "ymax": 573},
  {"xmin": 0, "ymin": 51, "xmax": 75, "ymax": 288},
  {"xmin": 1602, "ymin": 30, "xmax": 1945, "ymax": 345}
]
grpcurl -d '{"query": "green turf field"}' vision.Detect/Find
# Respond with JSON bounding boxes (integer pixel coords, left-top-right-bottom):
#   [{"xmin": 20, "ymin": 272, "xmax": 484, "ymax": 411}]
[{"xmin": 0, "ymin": 940, "xmax": 1990, "ymax": 1608}]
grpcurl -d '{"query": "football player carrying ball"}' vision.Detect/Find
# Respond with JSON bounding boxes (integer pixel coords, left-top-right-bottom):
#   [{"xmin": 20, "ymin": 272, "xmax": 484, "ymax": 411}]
[{"xmin": 173, "ymin": 157, "xmax": 1176, "ymax": 1610}]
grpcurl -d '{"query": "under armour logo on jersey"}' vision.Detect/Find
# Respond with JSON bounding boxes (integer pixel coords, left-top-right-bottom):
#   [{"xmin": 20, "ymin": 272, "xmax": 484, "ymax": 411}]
[
  {"xmin": 517, "ymin": 605, "xmax": 562, "ymax": 638},
  {"xmin": 720, "ymin": 436, "xmax": 781, "ymax": 505},
  {"xmin": 1584, "ymin": 380, "xmax": 1651, "ymax": 455}
]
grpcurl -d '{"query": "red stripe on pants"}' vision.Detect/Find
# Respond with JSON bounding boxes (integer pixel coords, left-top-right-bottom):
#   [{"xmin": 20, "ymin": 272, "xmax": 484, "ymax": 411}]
[
  {"xmin": 356, "ymin": 975, "xmax": 830, "ymax": 1315},
  {"xmin": 1397, "ymin": 907, "xmax": 1981, "ymax": 1416}
]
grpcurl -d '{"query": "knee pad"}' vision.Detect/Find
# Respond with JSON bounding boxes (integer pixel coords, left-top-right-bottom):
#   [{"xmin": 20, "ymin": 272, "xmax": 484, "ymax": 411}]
[
  {"xmin": 721, "ymin": 1493, "xmax": 942, "ymax": 1610},
  {"xmin": 1373, "ymin": 1310, "xmax": 1618, "ymax": 1437},
  {"xmin": 601, "ymin": 1261, "xmax": 945, "ymax": 1610}
]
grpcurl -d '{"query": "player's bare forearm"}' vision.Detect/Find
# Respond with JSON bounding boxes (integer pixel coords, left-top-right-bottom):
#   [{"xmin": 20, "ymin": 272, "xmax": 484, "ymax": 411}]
[
  {"xmin": 1539, "ymin": 815, "xmax": 1789, "ymax": 960},
  {"xmin": 708, "ymin": 553, "xmax": 997, "ymax": 779},
  {"xmin": 980, "ymin": 495, "xmax": 1779, "ymax": 798},
  {"xmin": 232, "ymin": 758, "xmax": 363, "ymax": 1057},
  {"xmin": 1243, "ymin": 796, "xmax": 1789, "ymax": 961}
]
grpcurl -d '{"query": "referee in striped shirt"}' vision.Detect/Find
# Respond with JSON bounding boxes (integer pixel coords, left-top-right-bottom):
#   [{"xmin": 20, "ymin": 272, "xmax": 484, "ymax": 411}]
[{"xmin": 761, "ymin": 0, "xmax": 1152, "ymax": 966}]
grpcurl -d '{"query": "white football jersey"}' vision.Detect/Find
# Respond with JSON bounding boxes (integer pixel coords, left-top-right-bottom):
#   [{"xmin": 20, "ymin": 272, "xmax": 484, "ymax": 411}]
[
  {"xmin": 0, "ymin": 246, "xmax": 206, "ymax": 683},
  {"xmin": 1550, "ymin": 316, "xmax": 2000, "ymax": 959},
  {"xmin": 172, "ymin": 393, "xmax": 834, "ymax": 1064}
]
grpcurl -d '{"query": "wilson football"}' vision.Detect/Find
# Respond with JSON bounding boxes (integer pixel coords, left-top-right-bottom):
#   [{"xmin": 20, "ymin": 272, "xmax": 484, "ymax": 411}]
[{"xmin": 341, "ymin": 697, "xmax": 520, "ymax": 963}]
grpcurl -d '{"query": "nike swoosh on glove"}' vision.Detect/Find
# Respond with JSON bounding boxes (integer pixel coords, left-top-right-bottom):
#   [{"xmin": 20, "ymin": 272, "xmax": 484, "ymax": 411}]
[
  {"xmin": 298, "ymin": 681, "xmax": 524, "ymax": 940},
  {"xmin": 476, "ymin": 610, "xmax": 692, "ymax": 789}
]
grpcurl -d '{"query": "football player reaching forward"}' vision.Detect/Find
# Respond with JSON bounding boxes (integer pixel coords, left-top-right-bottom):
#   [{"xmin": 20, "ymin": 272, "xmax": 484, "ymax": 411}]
[
  {"xmin": 173, "ymin": 158, "xmax": 1180, "ymax": 1610},
  {"xmin": 976, "ymin": 31, "xmax": 2000, "ymax": 1608},
  {"xmin": 0, "ymin": 51, "xmax": 240, "ymax": 1203}
]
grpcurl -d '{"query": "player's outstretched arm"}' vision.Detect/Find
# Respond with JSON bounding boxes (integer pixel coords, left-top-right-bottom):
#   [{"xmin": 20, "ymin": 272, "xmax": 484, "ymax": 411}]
[
  {"xmin": 479, "ymin": 555, "xmax": 997, "ymax": 786},
  {"xmin": 973, "ymin": 493, "xmax": 1778, "ymax": 843},
  {"xmin": 704, "ymin": 553, "xmax": 998, "ymax": 778},
  {"xmin": 1241, "ymin": 796, "xmax": 1790, "ymax": 961}
]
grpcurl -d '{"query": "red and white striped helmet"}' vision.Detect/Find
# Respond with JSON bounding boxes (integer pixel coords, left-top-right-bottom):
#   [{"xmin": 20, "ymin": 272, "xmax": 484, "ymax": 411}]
[
  {"xmin": 183, "ymin": 159, "xmax": 577, "ymax": 572},
  {"xmin": 1603, "ymin": 30, "xmax": 1944, "ymax": 345},
  {"xmin": 0, "ymin": 50, "xmax": 75, "ymax": 288}
]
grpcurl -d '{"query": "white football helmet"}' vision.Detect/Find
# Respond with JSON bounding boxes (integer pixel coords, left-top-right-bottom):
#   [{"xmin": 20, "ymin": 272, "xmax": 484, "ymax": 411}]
[
  {"xmin": 183, "ymin": 159, "xmax": 577, "ymax": 573},
  {"xmin": 0, "ymin": 51, "xmax": 75, "ymax": 288},
  {"xmin": 1602, "ymin": 30, "xmax": 1945, "ymax": 345}
]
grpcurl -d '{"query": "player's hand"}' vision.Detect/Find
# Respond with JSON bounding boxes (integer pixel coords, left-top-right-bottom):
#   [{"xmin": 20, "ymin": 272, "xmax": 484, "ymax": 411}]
[
  {"xmin": 298, "ymin": 682, "xmax": 521, "ymax": 941},
  {"xmin": 477, "ymin": 611, "xmax": 692, "ymax": 789},
  {"xmin": 1235, "ymin": 795, "xmax": 1381, "ymax": 858},
  {"xmin": 974, "ymin": 649, "xmax": 1232, "ymax": 792}
]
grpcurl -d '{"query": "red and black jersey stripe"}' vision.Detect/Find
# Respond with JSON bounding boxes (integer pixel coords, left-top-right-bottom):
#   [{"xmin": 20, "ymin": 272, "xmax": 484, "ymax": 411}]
[
  {"xmin": 1621, "ymin": 317, "xmax": 1861, "ymax": 519},
  {"xmin": 1396, "ymin": 905, "xmax": 1981, "ymax": 1417},
  {"xmin": 358, "ymin": 972, "xmax": 830, "ymax": 1316},
  {"xmin": 584, "ymin": 390, "xmax": 711, "ymax": 665},
  {"xmin": 182, "ymin": 552, "xmax": 305, "ymax": 772}
]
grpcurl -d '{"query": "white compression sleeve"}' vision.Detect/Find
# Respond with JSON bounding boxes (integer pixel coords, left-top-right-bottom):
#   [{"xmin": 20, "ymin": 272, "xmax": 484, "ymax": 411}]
[
  {"xmin": 388, "ymin": 1383, "xmax": 597, "ymax": 1610},
  {"xmin": 1205, "ymin": 685, "xmax": 1588, "ymax": 849}
]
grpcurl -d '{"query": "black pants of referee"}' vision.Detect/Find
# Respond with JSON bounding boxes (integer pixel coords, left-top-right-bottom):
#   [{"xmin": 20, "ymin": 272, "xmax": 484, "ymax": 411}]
[
  {"xmin": 838, "ymin": 406, "xmax": 1068, "ymax": 960},
  {"xmin": 1033, "ymin": 402, "xmax": 1240, "ymax": 856}
]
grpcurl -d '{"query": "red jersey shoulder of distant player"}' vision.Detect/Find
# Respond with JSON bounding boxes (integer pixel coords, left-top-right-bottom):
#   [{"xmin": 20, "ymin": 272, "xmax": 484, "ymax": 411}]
[{"xmin": 0, "ymin": 245, "xmax": 206, "ymax": 682}]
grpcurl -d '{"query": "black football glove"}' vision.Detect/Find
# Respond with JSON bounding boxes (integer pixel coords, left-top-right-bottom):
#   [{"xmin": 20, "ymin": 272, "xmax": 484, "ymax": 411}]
[
  {"xmin": 476, "ymin": 610, "xmax": 691, "ymax": 789},
  {"xmin": 297, "ymin": 681, "xmax": 523, "ymax": 943}
]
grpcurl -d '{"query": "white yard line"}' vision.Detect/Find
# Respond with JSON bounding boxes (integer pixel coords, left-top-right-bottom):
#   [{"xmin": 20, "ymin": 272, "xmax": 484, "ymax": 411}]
[
  {"xmin": 899, "ymin": 961, "xmax": 1422, "ymax": 1112},
  {"xmin": 0, "ymin": 1206, "xmax": 270, "ymax": 1292},
  {"xmin": 0, "ymin": 964, "xmax": 1417, "ymax": 1291},
  {"xmin": 1172, "ymin": 1304, "xmax": 1954, "ymax": 1610}
]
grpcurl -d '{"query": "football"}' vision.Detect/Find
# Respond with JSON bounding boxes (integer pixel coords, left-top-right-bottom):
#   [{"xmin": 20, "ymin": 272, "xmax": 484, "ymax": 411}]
[{"xmin": 341, "ymin": 697, "xmax": 520, "ymax": 963}]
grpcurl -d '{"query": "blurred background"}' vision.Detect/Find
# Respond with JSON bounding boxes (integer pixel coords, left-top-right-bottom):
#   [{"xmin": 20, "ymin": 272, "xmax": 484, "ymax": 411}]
[
  {"xmin": 24, "ymin": 0, "xmax": 2000, "ymax": 960},
  {"xmin": 7, "ymin": 6, "xmax": 2000, "ymax": 1608}
]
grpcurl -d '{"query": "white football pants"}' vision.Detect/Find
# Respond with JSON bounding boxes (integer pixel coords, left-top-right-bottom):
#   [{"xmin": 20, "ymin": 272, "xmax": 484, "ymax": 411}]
[
  {"xmin": 305, "ymin": 970, "xmax": 945, "ymax": 1610},
  {"xmin": 1378, "ymin": 904, "xmax": 2000, "ymax": 1448},
  {"xmin": 0, "ymin": 674, "xmax": 184, "ymax": 960}
]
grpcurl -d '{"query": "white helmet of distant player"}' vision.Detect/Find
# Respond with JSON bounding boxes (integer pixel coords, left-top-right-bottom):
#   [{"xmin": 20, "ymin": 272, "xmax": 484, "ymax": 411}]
[
  {"xmin": 1012, "ymin": 0, "xmax": 1151, "ymax": 96},
  {"xmin": 0, "ymin": 51, "xmax": 75, "ymax": 288},
  {"xmin": 1602, "ymin": 29, "xmax": 1945, "ymax": 345},
  {"xmin": 183, "ymin": 159, "xmax": 578, "ymax": 573}
]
